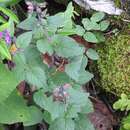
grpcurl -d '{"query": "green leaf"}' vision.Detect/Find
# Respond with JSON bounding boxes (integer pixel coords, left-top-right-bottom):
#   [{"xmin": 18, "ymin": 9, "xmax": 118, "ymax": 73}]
[
  {"xmin": 0, "ymin": 64, "xmax": 18, "ymax": 103},
  {"xmin": 13, "ymin": 46, "xmax": 47, "ymax": 88},
  {"xmin": 91, "ymin": 12, "xmax": 105, "ymax": 22},
  {"xmin": 34, "ymin": 90, "xmax": 65, "ymax": 121},
  {"xmin": 57, "ymin": 28, "xmax": 76, "ymax": 36},
  {"xmin": 65, "ymin": 55, "xmax": 88, "ymax": 81},
  {"xmin": 23, "ymin": 106, "xmax": 43, "ymax": 126},
  {"xmin": 100, "ymin": 20, "xmax": 110, "ymax": 31},
  {"xmin": 80, "ymin": 100, "xmax": 93, "ymax": 114},
  {"xmin": 65, "ymin": 104, "xmax": 80, "ymax": 118},
  {"xmin": 75, "ymin": 114, "xmax": 95, "ymax": 130},
  {"xmin": 66, "ymin": 88, "xmax": 90, "ymax": 117},
  {"xmin": 47, "ymin": 13, "xmax": 64, "ymax": 30},
  {"xmin": 45, "ymin": 71, "xmax": 72, "ymax": 92},
  {"xmin": 65, "ymin": 87, "xmax": 93, "ymax": 118},
  {"xmin": 49, "ymin": 71, "xmax": 71, "ymax": 87},
  {"xmin": 0, "ymin": 7, "xmax": 19, "ymax": 23},
  {"xmin": 86, "ymin": 48, "xmax": 99, "ymax": 60},
  {"xmin": 90, "ymin": 21, "xmax": 100, "ymax": 30},
  {"xmin": 17, "ymin": 17, "xmax": 38, "ymax": 30},
  {"xmin": 33, "ymin": 27, "xmax": 46, "ymax": 40},
  {"xmin": 0, "ymin": 22, "xmax": 9, "ymax": 32},
  {"xmin": 36, "ymin": 39, "xmax": 53, "ymax": 55},
  {"xmin": 0, "ymin": 16, "xmax": 6, "ymax": 23},
  {"xmin": 94, "ymin": 32, "xmax": 105, "ymax": 42},
  {"xmin": 121, "ymin": 114, "xmax": 130, "ymax": 130},
  {"xmin": 63, "ymin": 2, "xmax": 74, "ymax": 29},
  {"xmin": 34, "ymin": 86, "xmax": 92, "ymax": 121},
  {"xmin": 113, "ymin": 94, "xmax": 129, "ymax": 111},
  {"xmin": 0, "ymin": 90, "xmax": 42, "ymax": 125},
  {"xmin": 16, "ymin": 31, "xmax": 32, "ymax": 49},
  {"xmin": 124, "ymin": 123, "xmax": 130, "ymax": 130},
  {"xmin": 49, "ymin": 118, "xmax": 75, "ymax": 130},
  {"xmin": 82, "ymin": 18, "xmax": 100, "ymax": 31},
  {"xmin": 75, "ymin": 25, "xmax": 85, "ymax": 36},
  {"xmin": 43, "ymin": 111, "xmax": 52, "ymax": 124},
  {"xmin": 0, "ymin": 40, "xmax": 11, "ymax": 60},
  {"xmin": 52, "ymin": 35, "xmax": 84, "ymax": 58},
  {"xmin": 67, "ymin": 87, "xmax": 89, "ymax": 107},
  {"xmin": 0, "ymin": 0, "xmax": 21, "ymax": 6},
  {"xmin": 77, "ymin": 70, "xmax": 94, "ymax": 84},
  {"xmin": 83, "ymin": 32, "xmax": 99, "ymax": 43},
  {"xmin": 8, "ymin": 18, "xmax": 15, "ymax": 36},
  {"xmin": 47, "ymin": 2, "xmax": 74, "ymax": 33}
]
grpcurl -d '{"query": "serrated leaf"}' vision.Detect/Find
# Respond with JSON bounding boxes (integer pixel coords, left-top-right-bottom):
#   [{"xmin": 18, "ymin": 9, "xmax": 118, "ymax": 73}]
[
  {"xmin": 36, "ymin": 39, "xmax": 53, "ymax": 55},
  {"xmin": 34, "ymin": 87, "xmax": 92, "ymax": 121},
  {"xmin": 100, "ymin": 20, "xmax": 110, "ymax": 31},
  {"xmin": 67, "ymin": 87, "xmax": 89, "ymax": 107},
  {"xmin": 52, "ymin": 35, "xmax": 84, "ymax": 58},
  {"xmin": 81, "ymin": 101, "xmax": 93, "ymax": 114},
  {"xmin": 65, "ymin": 87, "xmax": 93, "ymax": 117},
  {"xmin": 83, "ymin": 32, "xmax": 99, "ymax": 43},
  {"xmin": 47, "ymin": 2, "xmax": 74, "ymax": 32},
  {"xmin": 47, "ymin": 13, "xmax": 64, "ymax": 30},
  {"xmin": 0, "ymin": 64, "xmax": 18, "ymax": 103},
  {"xmin": 13, "ymin": 46, "xmax": 47, "ymax": 88},
  {"xmin": 65, "ymin": 55, "xmax": 88, "ymax": 81},
  {"xmin": 16, "ymin": 31, "xmax": 32, "ymax": 49},
  {"xmin": 34, "ymin": 90, "xmax": 65, "ymax": 121},
  {"xmin": 75, "ymin": 114, "xmax": 95, "ymax": 130},
  {"xmin": 49, "ymin": 71, "xmax": 71, "ymax": 86},
  {"xmin": 0, "ymin": 90, "xmax": 42, "ymax": 126},
  {"xmin": 86, "ymin": 48, "xmax": 99, "ymax": 60},
  {"xmin": 91, "ymin": 12, "xmax": 105, "ymax": 22},
  {"xmin": 65, "ymin": 104, "xmax": 80, "ymax": 118},
  {"xmin": 77, "ymin": 70, "xmax": 94, "ymax": 84},
  {"xmin": 49, "ymin": 118, "xmax": 75, "ymax": 130},
  {"xmin": 17, "ymin": 17, "xmax": 38, "ymax": 30}
]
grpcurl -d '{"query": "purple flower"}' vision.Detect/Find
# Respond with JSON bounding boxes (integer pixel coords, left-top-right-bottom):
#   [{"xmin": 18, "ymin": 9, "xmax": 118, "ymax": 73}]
[
  {"xmin": 0, "ymin": 32, "xmax": 3, "ymax": 39},
  {"xmin": 0, "ymin": 30, "xmax": 11, "ymax": 45},
  {"xmin": 5, "ymin": 30, "xmax": 11, "ymax": 45}
]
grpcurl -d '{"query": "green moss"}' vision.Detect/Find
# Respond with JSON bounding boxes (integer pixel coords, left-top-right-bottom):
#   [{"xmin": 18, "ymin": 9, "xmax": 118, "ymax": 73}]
[{"xmin": 97, "ymin": 34, "xmax": 130, "ymax": 96}]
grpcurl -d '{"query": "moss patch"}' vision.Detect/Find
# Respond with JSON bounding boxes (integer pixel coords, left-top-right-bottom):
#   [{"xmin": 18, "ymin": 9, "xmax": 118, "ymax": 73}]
[{"xmin": 97, "ymin": 34, "xmax": 130, "ymax": 96}]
